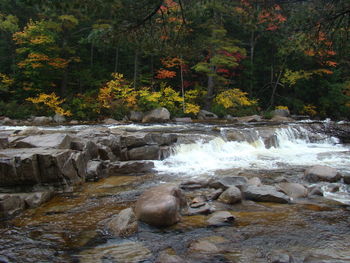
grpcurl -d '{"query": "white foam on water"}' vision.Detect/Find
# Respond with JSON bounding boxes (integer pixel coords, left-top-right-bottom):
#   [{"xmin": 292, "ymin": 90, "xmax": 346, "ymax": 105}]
[{"xmin": 155, "ymin": 126, "xmax": 350, "ymax": 177}]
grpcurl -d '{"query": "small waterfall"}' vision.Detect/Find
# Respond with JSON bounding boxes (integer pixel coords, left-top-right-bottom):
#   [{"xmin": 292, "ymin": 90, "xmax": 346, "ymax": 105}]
[{"xmin": 155, "ymin": 125, "xmax": 350, "ymax": 177}]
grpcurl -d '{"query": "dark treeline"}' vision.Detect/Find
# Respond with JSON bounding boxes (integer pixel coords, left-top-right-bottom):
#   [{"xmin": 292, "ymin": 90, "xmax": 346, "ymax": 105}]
[{"xmin": 0, "ymin": 0, "xmax": 349, "ymax": 120}]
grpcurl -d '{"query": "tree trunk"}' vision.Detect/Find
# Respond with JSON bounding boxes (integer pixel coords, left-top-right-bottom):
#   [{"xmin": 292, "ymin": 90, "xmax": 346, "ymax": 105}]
[
  {"xmin": 90, "ymin": 43, "xmax": 94, "ymax": 69},
  {"xmin": 270, "ymin": 60, "xmax": 286, "ymax": 108},
  {"xmin": 60, "ymin": 67, "xmax": 68, "ymax": 97}
]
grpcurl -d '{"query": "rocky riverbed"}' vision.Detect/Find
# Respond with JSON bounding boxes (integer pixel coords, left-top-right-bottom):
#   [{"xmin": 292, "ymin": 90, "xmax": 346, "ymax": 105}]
[{"xmin": 0, "ymin": 120, "xmax": 350, "ymax": 262}]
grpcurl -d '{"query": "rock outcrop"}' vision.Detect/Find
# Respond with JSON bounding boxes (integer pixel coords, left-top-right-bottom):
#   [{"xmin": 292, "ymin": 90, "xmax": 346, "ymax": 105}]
[
  {"xmin": 142, "ymin": 107, "xmax": 170, "ymax": 123},
  {"xmin": 106, "ymin": 208, "xmax": 138, "ymax": 237}
]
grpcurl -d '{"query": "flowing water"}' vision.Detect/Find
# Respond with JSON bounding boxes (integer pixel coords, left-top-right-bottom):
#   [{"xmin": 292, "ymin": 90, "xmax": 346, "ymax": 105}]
[{"xmin": 0, "ymin": 121, "xmax": 350, "ymax": 263}]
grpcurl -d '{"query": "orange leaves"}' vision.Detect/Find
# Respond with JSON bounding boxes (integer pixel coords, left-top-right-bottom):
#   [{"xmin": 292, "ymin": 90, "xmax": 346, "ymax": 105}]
[
  {"xmin": 257, "ymin": 6, "xmax": 287, "ymax": 31},
  {"xmin": 161, "ymin": 57, "xmax": 184, "ymax": 68},
  {"xmin": 155, "ymin": 69, "xmax": 176, "ymax": 79},
  {"xmin": 324, "ymin": 61, "xmax": 337, "ymax": 67},
  {"xmin": 17, "ymin": 52, "xmax": 68, "ymax": 69}
]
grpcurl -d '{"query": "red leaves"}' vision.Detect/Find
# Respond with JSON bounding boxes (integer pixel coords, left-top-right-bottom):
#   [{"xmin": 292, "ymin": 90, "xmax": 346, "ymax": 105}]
[{"xmin": 155, "ymin": 69, "xmax": 176, "ymax": 79}]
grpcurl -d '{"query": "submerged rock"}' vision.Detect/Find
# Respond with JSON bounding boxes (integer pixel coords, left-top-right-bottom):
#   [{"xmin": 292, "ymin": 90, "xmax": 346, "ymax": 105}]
[
  {"xmin": 304, "ymin": 165, "xmax": 341, "ymax": 183},
  {"xmin": 242, "ymin": 185, "xmax": 290, "ymax": 203},
  {"xmin": 106, "ymin": 208, "xmax": 138, "ymax": 237},
  {"xmin": 188, "ymin": 240, "xmax": 220, "ymax": 254},
  {"xmin": 156, "ymin": 249, "xmax": 185, "ymax": 263},
  {"xmin": 135, "ymin": 184, "xmax": 187, "ymax": 227},
  {"xmin": 207, "ymin": 211, "xmax": 235, "ymax": 227}
]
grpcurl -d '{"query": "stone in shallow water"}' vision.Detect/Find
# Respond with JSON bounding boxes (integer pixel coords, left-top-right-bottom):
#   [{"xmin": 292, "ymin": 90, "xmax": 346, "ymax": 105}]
[
  {"xmin": 135, "ymin": 184, "xmax": 187, "ymax": 227},
  {"xmin": 242, "ymin": 185, "xmax": 290, "ymax": 203},
  {"xmin": 304, "ymin": 165, "xmax": 341, "ymax": 183},
  {"xmin": 207, "ymin": 211, "xmax": 235, "ymax": 227},
  {"xmin": 78, "ymin": 240, "xmax": 152, "ymax": 263},
  {"xmin": 276, "ymin": 182, "xmax": 308, "ymax": 199},
  {"xmin": 106, "ymin": 208, "xmax": 138, "ymax": 237},
  {"xmin": 218, "ymin": 186, "xmax": 242, "ymax": 204},
  {"xmin": 209, "ymin": 176, "xmax": 248, "ymax": 190}
]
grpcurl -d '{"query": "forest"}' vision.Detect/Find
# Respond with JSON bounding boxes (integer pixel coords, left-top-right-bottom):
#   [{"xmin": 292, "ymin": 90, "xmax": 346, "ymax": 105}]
[{"xmin": 0, "ymin": 0, "xmax": 349, "ymax": 120}]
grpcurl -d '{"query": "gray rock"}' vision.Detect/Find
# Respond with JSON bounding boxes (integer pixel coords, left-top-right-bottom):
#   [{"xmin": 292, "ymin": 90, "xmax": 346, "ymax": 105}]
[
  {"xmin": 270, "ymin": 253, "xmax": 293, "ymax": 263},
  {"xmin": 272, "ymin": 109, "xmax": 290, "ymax": 117},
  {"xmin": 308, "ymin": 185, "xmax": 323, "ymax": 196},
  {"xmin": 129, "ymin": 111, "xmax": 144, "ymax": 122},
  {"xmin": 270, "ymin": 116, "xmax": 294, "ymax": 122},
  {"xmin": 32, "ymin": 116, "xmax": 53, "ymax": 125},
  {"xmin": 174, "ymin": 117, "xmax": 192, "ymax": 123},
  {"xmin": 142, "ymin": 107, "xmax": 170, "ymax": 123},
  {"xmin": 236, "ymin": 115, "xmax": 262, "ymax": 123},
  {"xmin": 276, "ymin": 182, "xmax": 308, "ymax": 198},
  {"xmin": 218, "ymin": 186, "xmax": 242, "ymax": 204},
  {"xmin": 156, "ymin": 250, "xmax": 185, "ymax": 263},
  {"xmin": 247, "ymin": 177, "xmax": 262, "ymax": 187},
  {"xmin": 108, "ymin": 161, "xmax": 154, "ymax": 175},
  {"xmin": 127, "ymin": 145, "xmax": 160, "ymax": 160},
  {"xmin": 198, "ymin": 110, "xmax": 218, "ymax": 120},
  {"xmin": 23, "ymin": 191, "xmax": 53, "ymax": 208},
  {"xmin": 17, "ymin": 127, "xmax": 43, "ymax": 136},
  {"xmin": 187, "ymin": 202, "xmax": 214, "ymax": 215},
  {"xmin": 0, "ymin": 117, "xmax": 13, "ymax": 125},
  {"xmin": 207, "ymin": 211, "xmax": 235, "ymax": 226},
  {"xmin": 208, "ymin": 188, "xmax": 224, "ymax": 200},
  {"xmin": 86, "ymin": 160, "xmax": 104, "ymax": 181},
  {"xmin": 209, "ymin": 176, "xmax": 248, "ymax": 190},
  {"xmin": 180, "ymin": 179, "xmax": 209, "ymax": 190},
  {"xmin": 304, "ymin": 165, "xmax": 341, "ymax": 183},
  {"xmin": 69, "ymin": 120, "xmax": 79, "ymax": 125},
  {"xmin": 12, "ymin": 133, "xmax": 72, "ymax": 149},
  {"xmin": 103, "ymin": 118, "xmax": 119, "ymax": 124},
  {"xmin": 0, "ymin": 136, "xmax": 8, "ymax": 149},
  {"xmin": 343, "ymin": 174, "xmax": 350, "ymax": 184},
  {"xmin": 188, "ymin": 240, "xmax": 220, "ymax": 254},
  {"xmin": 0, "ymin": 194, "xmax": 25, "ymax": 217},
  {"xmin": 53, "ymin": 113, "xmax": 66, "ymax": 123},
  {"xmin": 135, "ymin": 184, "xmax": 187, "ymax": 227},
  {"xmin": 0, "ymin": 148, "xmax": 86, "ymax": 187},
  {"xmin": 242, "ymin": 185, "xmax": 290, "ymax": 203},
  {"xmin": 106, "ymin": 208, "xmax": 138, "ymax": 237}
]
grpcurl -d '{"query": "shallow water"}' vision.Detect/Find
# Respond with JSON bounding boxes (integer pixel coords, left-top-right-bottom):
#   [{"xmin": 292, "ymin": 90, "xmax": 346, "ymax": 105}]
[{"xmin": 1, "ymin": 121, "xmax": 350, "ymax": 262}]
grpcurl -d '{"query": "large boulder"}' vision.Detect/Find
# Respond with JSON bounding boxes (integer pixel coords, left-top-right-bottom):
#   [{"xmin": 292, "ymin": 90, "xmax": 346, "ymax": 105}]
[
  {"xmin": 242, "ymin": 185, "xmax": 290, "ymax": 203},
  {"xmin": 135, "ymin": 184, "xmax": 187, "ymax": 227},
  {"xmin": 276, "ymin": 182, "xmax": 308, "ymax": 199},
  {"xmin": 197, "ymin": 110, "xmax": 218, "ymax": 120},
  {"xmin": 12, "ymin": 133, "xmax": 72, "ymax": 149},
  {"xmin": 0, "ymin": 136, "xmax": 9, "ymax": 149},
  {"xmin": 126, "ymin": 145, "xmax": 160, "ymax": 160},
  {"xmin": 0, "ymin": 148, "xmax": 86, "ymax": 187},
  {"xmin": 272, "ymin": 109, "xmax": 290, "ymax": 118},
  {"xmin": 22, "ymin": 191, "xmax": 53, "ymax": 208},
  {"xmin": 142, "ymin": 107, "xmax": 170, "ymax": 123},
  {"xmin": 53, "ymin": 113, "xmax": 66, "ymax": 123},
  {"xmin": 106, "ymin": 208, "xmax": 138, "ymax": 237},
  {"xmin": 304, "ymin": 165, "xmax": 341, "ymax": 183},
  {"xmin": 217, "ymin": 186, "xmax": 242, "ymax": 204},
  {"xmin": 32, "ymin": 116, "xmax": 53, "ymax": 125},
  {"xmin": 86, "ymin": 160, "xmax": 105, "ymax": 181},
  {"xmin": 236, "ymin": 115, "xmax": 262, "ymax": 123},
  {"xmin": 129, "ymin": 111, "xmax": 144, "ymax": 122}
]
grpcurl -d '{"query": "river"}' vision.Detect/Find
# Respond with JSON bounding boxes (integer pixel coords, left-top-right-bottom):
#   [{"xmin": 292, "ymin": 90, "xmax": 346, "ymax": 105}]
[{"xmin": 0, "ymin": 120, "xmax": 350, "ymax": 262}]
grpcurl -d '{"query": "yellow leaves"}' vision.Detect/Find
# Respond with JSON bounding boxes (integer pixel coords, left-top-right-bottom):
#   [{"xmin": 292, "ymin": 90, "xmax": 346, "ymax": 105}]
[
  {"xmin": 214, "ymin": 89, "xmax": 257, "ymax": 109},
  {"xmin": 301, "ymin": 104, "xmax": 317, "ymax": 116},
  {"xmin": 184, "ymin": 103, "xmax": 200, "ymax": 114},
  {"xmin": 26, "ymin": 92, "xmax": 72, "ymax": 116},
  {"xmin": 275, "ymin": 105, "xmax": 288, "ymax": 110},
  {"xmin": 281, "ymin": 69, "xmax": 313, "ymax": 86}
]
